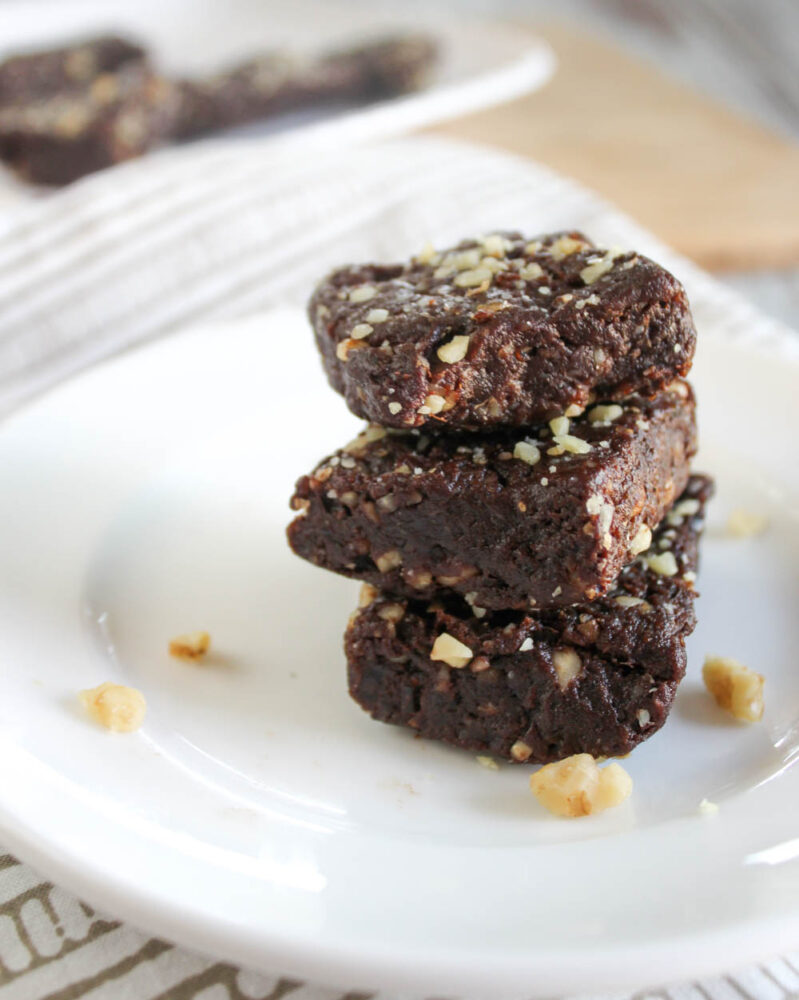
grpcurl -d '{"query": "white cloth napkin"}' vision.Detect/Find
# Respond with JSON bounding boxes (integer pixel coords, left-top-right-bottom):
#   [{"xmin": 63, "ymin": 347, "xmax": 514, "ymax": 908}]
[{"xmin": 0, "ymin": 134, "xmax": 797, "ymax": 1000}]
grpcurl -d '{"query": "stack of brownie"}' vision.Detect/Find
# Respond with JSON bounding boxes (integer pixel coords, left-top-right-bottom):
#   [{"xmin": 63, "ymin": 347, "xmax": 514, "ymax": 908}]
[{"xmin": 288, "ymin": 231, "xmax": 713, "ymax": 764}]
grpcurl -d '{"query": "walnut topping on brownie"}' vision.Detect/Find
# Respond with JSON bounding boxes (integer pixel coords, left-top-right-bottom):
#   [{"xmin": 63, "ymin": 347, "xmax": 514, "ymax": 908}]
[
  {"xmin": 309, "ymin": 230, "xmax": 696, "ymax": 429},
  {"xmin": 288, "ymin": 387, "xmax": 698, "ymax": 611}
]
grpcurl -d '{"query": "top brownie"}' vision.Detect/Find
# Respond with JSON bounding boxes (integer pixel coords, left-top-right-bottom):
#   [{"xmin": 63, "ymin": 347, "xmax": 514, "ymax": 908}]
[{"xmin": 309, "ymin": 231, "xmax": 696, "ymax": 429}]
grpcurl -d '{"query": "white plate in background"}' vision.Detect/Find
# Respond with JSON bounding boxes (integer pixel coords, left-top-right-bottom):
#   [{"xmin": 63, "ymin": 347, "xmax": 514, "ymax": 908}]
[
  {"xmin": 0, "ymin": 305, "xmax": 796, "ymax": 998},
  {"xmin": 0, "ymin": 0, "xmax": 555, "ymax": 210}
]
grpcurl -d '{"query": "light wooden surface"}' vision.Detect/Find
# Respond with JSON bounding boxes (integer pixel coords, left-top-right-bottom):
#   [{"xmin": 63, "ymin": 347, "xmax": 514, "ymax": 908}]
[{"xmin": 431, "ymin": 23, "xmax": 799, "ymax": 274}]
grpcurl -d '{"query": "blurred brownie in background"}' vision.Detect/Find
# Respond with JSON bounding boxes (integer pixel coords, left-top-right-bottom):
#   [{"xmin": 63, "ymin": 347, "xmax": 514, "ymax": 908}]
[
  {"xmin": 0, "ymin": 35, "xmax": 146, "ymax": 105},
  {"xmin": 0, "ymin": 32, "xmax": 437, "ymax": 185}
]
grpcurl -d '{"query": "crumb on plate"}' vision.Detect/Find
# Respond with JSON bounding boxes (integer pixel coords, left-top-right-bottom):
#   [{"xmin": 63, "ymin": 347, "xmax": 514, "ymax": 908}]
[
  {"xmin": 79, "ymin": 681, "xmax": 146, "ymax": 732},
  {"xmin": 529, "ymin": 753, "xmax": 632, "ymax": 818},
  {"xmin": 726, "ymin": 507, "xmax": 768, "ymax": 538},
  {"xmin": 169, "ymin": 631, "xmax": 211, "ymax": 661},
  {"xmin": 702, "ymin": 655, "xmax": 764, "ymax": 722}
]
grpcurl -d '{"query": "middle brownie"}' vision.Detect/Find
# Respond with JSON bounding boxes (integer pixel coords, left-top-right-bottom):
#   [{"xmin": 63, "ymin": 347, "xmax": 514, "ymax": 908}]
[{"xmin": 288, "ymin": 381, "xmax": 696, "ymax": 611}]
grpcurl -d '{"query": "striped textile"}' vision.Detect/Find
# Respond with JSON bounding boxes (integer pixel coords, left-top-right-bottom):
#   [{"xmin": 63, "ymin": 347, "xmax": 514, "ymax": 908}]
[
  {"xmin": 1, "ymin": 852, "xmax": 799, "ymax": 999},
  {"xmin": 0, "ymin": 135, "xmax": 796, "ymax": 999}
]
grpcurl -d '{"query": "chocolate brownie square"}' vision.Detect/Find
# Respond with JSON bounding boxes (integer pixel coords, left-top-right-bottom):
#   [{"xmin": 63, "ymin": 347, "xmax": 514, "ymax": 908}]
[
  {"xmin": 309, "ymin": 231, "xmax": 696, "ymax": 429},
  {"xmin": 0, "ymin": 63, "xmax": 179, "ymax": 185},
  {"xmin": 0, "ymin": 36, "xmax": 146, "ymax": 106},
  {"xmin": 172, "ymin": 34, "xmax": 438, "ymax": 139},
  {"xmin": 288, "ymin": 382, "xmax": 696, "ymax": 611},
  {"xmin": 346, "ymin": 474, "xmax": 713, "ymax": 764}
]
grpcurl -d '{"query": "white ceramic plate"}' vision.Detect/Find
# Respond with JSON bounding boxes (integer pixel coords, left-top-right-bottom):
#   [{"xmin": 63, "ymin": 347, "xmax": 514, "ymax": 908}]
[
  {"xmin": 0, "ymin": 0, "xmax": 554, "ymax": 211},
  {"xmin": 0, "ymin": 307, "xmax": 797, "ymax": 998}
]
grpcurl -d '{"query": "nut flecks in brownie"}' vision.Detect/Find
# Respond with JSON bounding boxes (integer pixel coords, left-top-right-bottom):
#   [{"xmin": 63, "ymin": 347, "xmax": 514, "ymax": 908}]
[
  {"xmin": 287, "ymin": 383, "xmax": 697, "ymax": 611},
  {"xmin": 309, "ymin": 230, "xmax": 696, "ymax": 429},
  {"xmin": 345, "ymin": 474, "xmax": 714, "ymax": 764}
]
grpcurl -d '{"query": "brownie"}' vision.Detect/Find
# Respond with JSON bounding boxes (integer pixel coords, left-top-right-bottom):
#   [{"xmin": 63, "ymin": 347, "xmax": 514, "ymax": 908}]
[
  {"xmin": 309, "ymin": 230, "xmax": 696, "ymax": 429},
  {"xmin": 0, "ymin": 36, "xmax": 146, "ymax": 106},
  {"xmin": 288, "ymin": 382, "xmax": 696, "ymax": 611},
  {"xmin": 0, "ymin": 64, "xmax": 179, "ymax": 186},
  {"xmin": 172, "ymin": 34, "xmax": 437, "ymax": 139},
  {"xmin": 346, "ymin": 474, "xmax": 713, "ymax": 764}
]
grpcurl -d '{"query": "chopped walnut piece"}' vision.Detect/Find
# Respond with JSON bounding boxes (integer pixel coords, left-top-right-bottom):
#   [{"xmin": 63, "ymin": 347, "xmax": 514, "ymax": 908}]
[
  {"xmin": 358, "ymin": 583, "xmax": 379, "ymax": 607},
  {"xmin": 615, "ymin": 595, "xmax": 646, "ymax": 608},
  {"xmin": 549, "ymin": 235, "xmax": 590, "ymax": 260},
  {"xmin": 588, "ymin": 404, "xmax": 623, "ymax": 424},
  {"xmin": 510, "ymin": 740, "xmax": 533, "ymax": 762},
  {"xmin": 553, "ymin": 433, "xmax": 592, "ymax": 455},
  {"xmin": 629, "ymin": 524, "xmax": 652, "ymax": 556},
  {"xmin": 348, "ymin": 284, "xmax": 376, "ymax": 303},
  {"xmin": 375, "ymin": 549, "xmax": 403, "ymax": 572},
  {"xmin": 530, "ymin": 754, "xmax": 632, "ymax": 817},
  {"xmin": 454, "ymin": 266, "xmax": 492, "ymax": 288},
  {"xmin": 436, "ymin": 334, "xmax": 470, "ymax": 364},
  {"xmin": 415, "ymin": 241, "xmax": 438, "ymax": 264},
  {"xmin": 476, "ymin": 755, "xmax": 500, "ymax": 770},
  {"xmin": 343, "ymin": 425, "xmax": 387, "ymax": 454},
  {"xmin": 702, "ymin": 656, "xmax": 764, "ymax": 722},
  {"xmin": 419, "ymin": 393, "xmax": 446, "ymax": 415},
  {"xmin": 169, "ymin": 631, "xmax": 211, "ymax": 661},
  {"xmin": 580, "ymin": 248, "xmax": 624, "ymax": 285},
  {"xmin": 350, "ymin": 323, "xmax": 373, "ymax": 340},
  {"xmin": 480, "ymin": 233, "xmax": 511, "ymax": 257},
  {"xmin": 430, "ymin": 632, "xmax": 473, "ymax": 668},
  {"xmin": 645, "ymin": 551, "xmax": 678, "ymax": 576},
  {"xmin": 726, "ymin": 508, "xmax": 769, "ymax": 538},
  {"xmin": 552, "ymin": 648, "xmax": 582, "ymax": 690},
  {"xmin": 79, "ymin": 682, "xmax": 146, "ymax": 733},
  {"xmin": 336, "ymin": 338, "xmax": 363, "ymax": 362},
  {"xmin": 519, "ymin": 262, "xmax": 544, "ymax": 281},
  {"xmin": 513, "ymin": 441, "xmax": 540, "ymax": 466},
  {"xmin": 377, "ymin": 603, "xmax": 405, "ymax": 623}
]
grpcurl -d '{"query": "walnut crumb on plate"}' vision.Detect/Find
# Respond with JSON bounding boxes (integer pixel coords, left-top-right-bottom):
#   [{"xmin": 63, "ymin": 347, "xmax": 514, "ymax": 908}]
[
  {"xmin": 529, "ymin": 754, "xmax": 632, "ymax": 817},
  {"xmin": 79, "ymin": 682, "xmax": 146, "ymax": 732},
  {"xmin": 169, "ymin": 631, "xmax": 211, "ymax": 661},
  {"xmin": 726, "ymin": 508, "xmax": 768, "ymax": 538},
  {"xmin": 702, "ymin": 655, "xmax": 764, "ymax": 722}
]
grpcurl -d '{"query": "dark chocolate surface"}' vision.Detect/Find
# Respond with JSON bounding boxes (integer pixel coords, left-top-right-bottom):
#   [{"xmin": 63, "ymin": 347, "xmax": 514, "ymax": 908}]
[
  {"xmin": 309, "ymin": 231, "xmax": 696, "ymax": 429},
  {"xmin": 288, "ymin": 383, "xmax": 697, "ymax": 611},
  {"xmin": 346, "ymin": 474, "xmax": 713, "ymax": 763}
]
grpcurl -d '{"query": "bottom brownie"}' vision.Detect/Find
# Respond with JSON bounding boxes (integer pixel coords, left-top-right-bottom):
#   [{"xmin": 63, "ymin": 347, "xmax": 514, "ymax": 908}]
[{"xmin": 346, "ymin": 475, "xmax": 713, "ymax": 763}]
